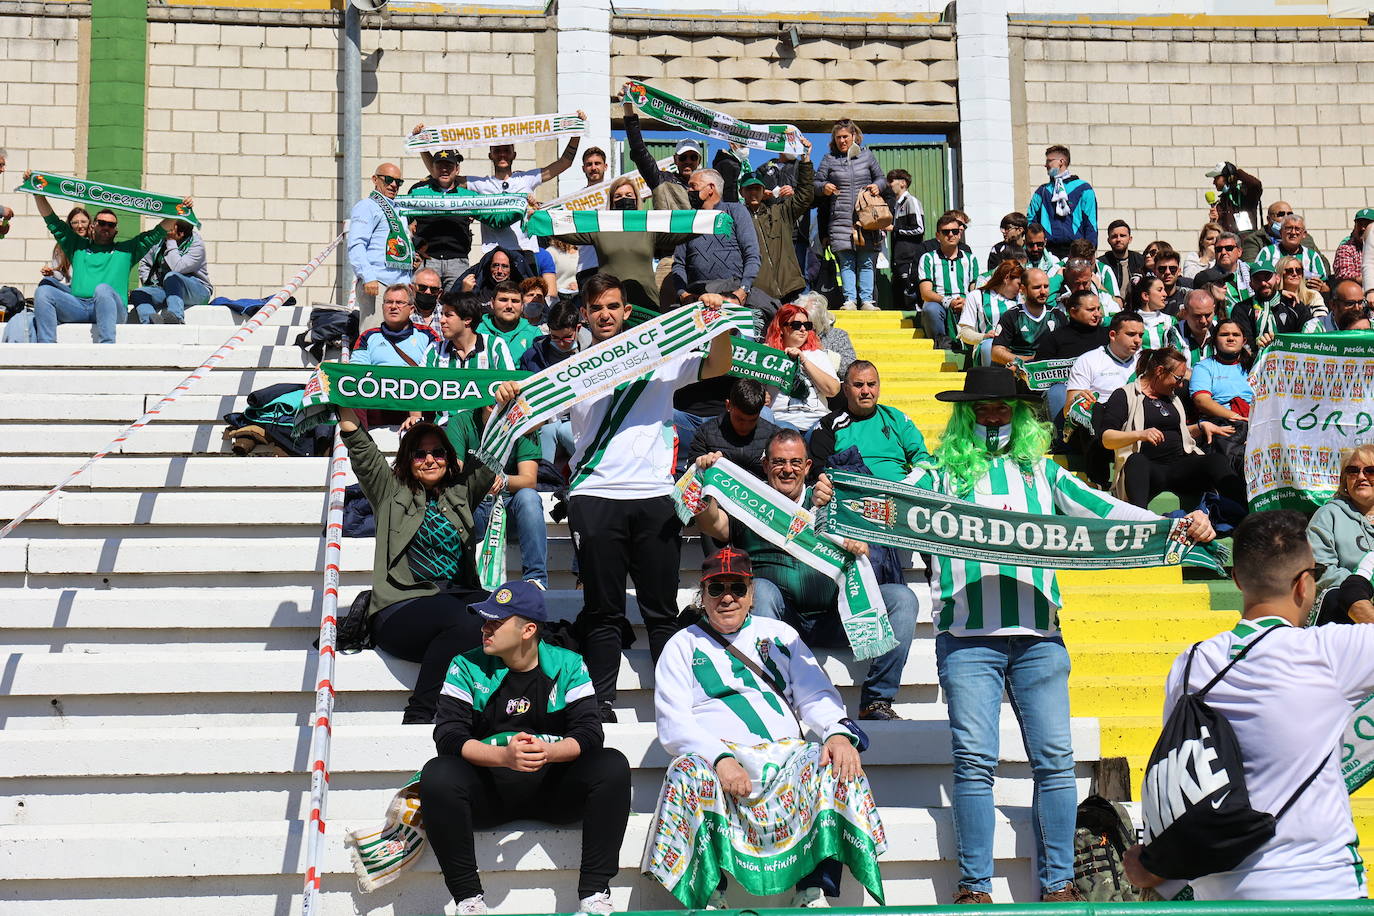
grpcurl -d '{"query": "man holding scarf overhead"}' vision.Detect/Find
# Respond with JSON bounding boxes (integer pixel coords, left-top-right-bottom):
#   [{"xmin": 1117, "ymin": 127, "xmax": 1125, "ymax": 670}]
[
  {"xmin": 349, "ymin": 161, "xmax": 415, "ymax": 331},
  {"xmin": 814, "ymin": 367, "xmax": 1216, "ymax": 905}
]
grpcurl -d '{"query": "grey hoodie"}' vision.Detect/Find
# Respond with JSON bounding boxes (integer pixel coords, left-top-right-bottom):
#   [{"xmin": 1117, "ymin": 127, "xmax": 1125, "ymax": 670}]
[
  {"xmin": 1307, "ymin": 495, "xmax": 1374, "ymax": 593},
  {"xmin": 139, "ymin": 230, "xmax": 212, "ymax": 293}
]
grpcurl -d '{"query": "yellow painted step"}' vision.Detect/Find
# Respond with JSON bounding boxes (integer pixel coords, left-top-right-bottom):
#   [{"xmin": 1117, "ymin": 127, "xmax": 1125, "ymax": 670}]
[
  {"xmin": 1069, "ymin": 676, "xmax": 1167, "ymax": 717},
  {"xmin": 1069, "ymin": 642, "xmax": 1193, "ymax": 678},
  {"xmin": 1060, "ymin": 566, "xmax": 1184, "ymax": 587}
]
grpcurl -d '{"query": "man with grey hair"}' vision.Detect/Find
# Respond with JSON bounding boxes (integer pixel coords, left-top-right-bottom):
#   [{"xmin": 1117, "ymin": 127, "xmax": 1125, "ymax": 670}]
[
  {"xmin": 671, "ymin": 167, "xmax": 760, "ymax": 311},
  {"xmin": 1252, "ymin": 213, "xmax": 1330, "ymax": 294}
]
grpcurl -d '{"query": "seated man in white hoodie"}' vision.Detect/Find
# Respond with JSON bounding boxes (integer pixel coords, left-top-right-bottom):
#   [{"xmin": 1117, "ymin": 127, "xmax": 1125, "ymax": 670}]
[{"xmin": 643, "ymin": 547, "xmax": 888, "ymax": 910}]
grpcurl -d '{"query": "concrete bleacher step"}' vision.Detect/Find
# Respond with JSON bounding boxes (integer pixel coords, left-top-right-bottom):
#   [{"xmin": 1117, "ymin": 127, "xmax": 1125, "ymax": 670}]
[
  {"xmin": 0, "ymin": 343, "xmax": 316, "ymax": 369},
  {"xmin": 51, "ymin": 323, "xmax": 307, "ymax": 346}
]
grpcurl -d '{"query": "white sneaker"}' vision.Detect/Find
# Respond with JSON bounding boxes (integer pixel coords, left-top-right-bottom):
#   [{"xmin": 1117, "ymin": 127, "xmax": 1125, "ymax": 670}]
[
  {"xmin": 525, "ymin": 578, "xmax": 546, "ymax": 591},
  {"xmin": 860, "ymin": 300, "xmax": 880, "ymax": 311},
  {"xmin": 791, "ymin": 887, "xmax": 829, "ymax": 907},
  {"xmin": 457, "ymin": 894, "xmax": 488, "ymax": 915},
  {"xmin": 578, "ymin": 891, "xmax": 614, "ymax": 915},
  {"xmin": 706, "ymin": 888, "xmax": 729, "ymax": 910},
  {"xmin": 840, "ymin": 300, "xmax": 857, "ymax": 311}
]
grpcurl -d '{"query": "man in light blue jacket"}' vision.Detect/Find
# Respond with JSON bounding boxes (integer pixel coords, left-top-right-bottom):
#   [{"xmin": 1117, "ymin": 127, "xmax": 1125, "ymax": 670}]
[
  {"xmin": 348, "ymin": 161, "xmax": 415, "ymax": 330},
  {"xmin": 350, "ymin": 284, "xmax": 439, "ymax": 367}
]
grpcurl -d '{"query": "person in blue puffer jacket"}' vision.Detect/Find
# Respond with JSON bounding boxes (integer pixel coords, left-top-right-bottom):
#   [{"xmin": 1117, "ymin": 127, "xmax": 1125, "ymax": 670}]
[
  {"xmin": 351, "ymin": 283, "xmax": 440, "ymax": 367},
  {"xmin": 1026, "ymin": 144, "xmax": 1098, "ymax": 259}
]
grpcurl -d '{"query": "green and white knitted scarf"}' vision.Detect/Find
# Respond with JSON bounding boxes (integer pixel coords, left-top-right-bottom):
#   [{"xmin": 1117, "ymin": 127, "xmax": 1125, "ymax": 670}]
[
  {"xmin": 673, "ymin": 458, "xmax": 896, "ymax": 660},
  {"xmin": 370, "ymin": 191, "xmax": 413, "ymax": 268},
  {"xmin": 1012, "ymin": 357, "xmax": 1077, "ymax": 391},
  {"xmin": 345, "ymin": 771, "xmax": 424, "ymax": 892},
  {"xmin": 729, "ymin": 337, "xmax": 798, "ymax": 390},
  {"xmin": 623, "ymin": 81, "xmax": 806, "ymax": 155},
  {"xmin": 294, "ymin": 363, "xmax": 527, "ymax": 435},
  {"xmin": 391, "ymin": 193, "xmax": 529, "ymax": 218},
  {"xmin": 523, "ymin": 208, "xmax": 733, "ymax": 237}
]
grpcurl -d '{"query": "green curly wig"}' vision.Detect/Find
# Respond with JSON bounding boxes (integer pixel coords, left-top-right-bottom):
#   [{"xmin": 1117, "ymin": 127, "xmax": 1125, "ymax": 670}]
[{"xmin": 934, "ymin": 400, "xmax": 1053, "ymax": 497}]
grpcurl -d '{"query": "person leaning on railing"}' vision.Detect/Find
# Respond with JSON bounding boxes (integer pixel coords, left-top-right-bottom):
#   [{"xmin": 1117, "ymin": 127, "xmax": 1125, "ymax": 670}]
[{"xmin": 337, "ymin": 406, "xmax": 497, "ymax": 724}]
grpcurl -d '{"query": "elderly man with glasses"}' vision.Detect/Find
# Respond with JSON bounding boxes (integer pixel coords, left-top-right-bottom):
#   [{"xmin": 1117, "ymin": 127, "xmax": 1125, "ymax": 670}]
[
  {"xmin": 1252, "ymin": 214, "xmax": 1330, "ymax": 294},
  {"xmin": 26, "ymin": 170, "xmax": 191, "ymax": 344},
  {"xmin": 349, "ymin": 161, "xmax": 415, "ymax": 331}
]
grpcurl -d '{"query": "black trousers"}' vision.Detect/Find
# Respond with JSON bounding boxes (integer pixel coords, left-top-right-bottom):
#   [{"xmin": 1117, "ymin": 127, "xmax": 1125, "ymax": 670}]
[
  {"xmin": 1119, "ymin": 451, "xmax": 1246, "ymax": 510},
  {"xmin": 418, "ymin": 748, "xmax": 632, "ymax": 901},
  {"xmin": 568, "ymin": 494, "xmax": 684, "ymax": 704},
  {"xmin": 371, "ymin": 588, "xmax": 485, "ymax": 722}
]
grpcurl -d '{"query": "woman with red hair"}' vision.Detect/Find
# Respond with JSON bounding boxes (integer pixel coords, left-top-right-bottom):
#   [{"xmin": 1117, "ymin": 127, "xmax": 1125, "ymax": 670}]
[{"xmin": 763, "ymin": 302, "xmax": 842, "ymax": 432}]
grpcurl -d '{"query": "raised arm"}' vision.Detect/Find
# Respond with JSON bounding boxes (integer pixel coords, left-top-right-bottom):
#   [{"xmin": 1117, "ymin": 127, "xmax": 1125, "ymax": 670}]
[
  {"xmin": 539, "ymin": 112, "xmax": 585, "ymax": 184},
  {"xmin": 622, "ymin": 96, "xmax": 668, "ymax": 190}
]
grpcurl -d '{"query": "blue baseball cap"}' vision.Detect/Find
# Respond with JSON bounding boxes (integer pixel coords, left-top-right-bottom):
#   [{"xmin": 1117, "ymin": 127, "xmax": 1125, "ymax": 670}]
[{"xmin": 469, "ymin": 580, "xmax": 547, "ymax": 623}]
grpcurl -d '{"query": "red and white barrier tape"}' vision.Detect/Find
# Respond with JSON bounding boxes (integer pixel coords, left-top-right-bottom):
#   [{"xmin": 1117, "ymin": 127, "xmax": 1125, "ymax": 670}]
[
  {"xmin": 301, "ymin": 289, "xmax": 354, "ymax": 916},
  {"xmin": 0, "ymin": 230, "xmax": 345, "ymax": 541}
]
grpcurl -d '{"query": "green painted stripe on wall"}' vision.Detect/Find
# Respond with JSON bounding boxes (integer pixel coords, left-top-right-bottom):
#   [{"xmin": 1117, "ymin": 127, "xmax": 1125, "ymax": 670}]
[{"xmin": 87, "ymin": 0, "xmax": 148, "ymax": 192}]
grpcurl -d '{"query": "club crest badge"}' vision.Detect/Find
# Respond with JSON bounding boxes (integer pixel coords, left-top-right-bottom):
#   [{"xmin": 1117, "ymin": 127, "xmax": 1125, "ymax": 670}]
[
  {"xmin": 495, "ymin": 588, "xmax": 513, "ymax": 604},
  {"xmin": 505, "ymin": 697, "xmax": 531, "ymax": 715}
]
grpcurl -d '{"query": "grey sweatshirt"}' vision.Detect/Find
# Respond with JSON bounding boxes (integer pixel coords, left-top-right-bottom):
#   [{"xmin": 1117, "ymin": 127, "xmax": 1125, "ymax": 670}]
[{"xmin": 139, "ymin": 230, "xmax": 212, "ymax": 293}]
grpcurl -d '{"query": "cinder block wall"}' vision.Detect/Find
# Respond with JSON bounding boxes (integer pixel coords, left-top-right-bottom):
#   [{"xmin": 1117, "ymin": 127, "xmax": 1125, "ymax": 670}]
[{"xmin": 1017, "ymin": 24, "xmax": 1374, "ymax": 257}]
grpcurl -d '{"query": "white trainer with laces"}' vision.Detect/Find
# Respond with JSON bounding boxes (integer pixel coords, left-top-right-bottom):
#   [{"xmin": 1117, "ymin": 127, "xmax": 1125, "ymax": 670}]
[
  {"xmin": 790, "ymin": 887, "xmax": 830, "ymax": 908},
  {"xmin": 578, "ymin": 891, "xmax": 614, "ymax": 914},
  {"xmin": 457, "ymin": 894, "xmax": 488, "ymax": 914}
]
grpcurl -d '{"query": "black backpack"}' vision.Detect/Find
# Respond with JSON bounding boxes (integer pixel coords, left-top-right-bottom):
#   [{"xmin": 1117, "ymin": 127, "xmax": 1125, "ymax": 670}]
[
  {"xmin": 1139, "ymin": 625, "xmax": 1330, "ymax": 880},
  {"xmin": 294, "ymin": 306, "xmax": 359, "ymax": 361}
]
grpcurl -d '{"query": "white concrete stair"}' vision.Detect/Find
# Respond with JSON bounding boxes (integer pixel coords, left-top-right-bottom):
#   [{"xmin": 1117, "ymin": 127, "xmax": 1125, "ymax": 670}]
[{"xmin": 0, "ymin": 318, "xmax": 1102, "ymax": 913}]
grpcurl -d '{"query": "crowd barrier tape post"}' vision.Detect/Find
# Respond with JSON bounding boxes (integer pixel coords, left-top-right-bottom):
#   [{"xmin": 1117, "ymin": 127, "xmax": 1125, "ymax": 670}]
[
  {"xmin": 301, "ymin": 288, "xmax": 353, "ymax": 916},
  {"xmin": 0, "ymin": 230, "xmax": 346, "ymax": 541}
]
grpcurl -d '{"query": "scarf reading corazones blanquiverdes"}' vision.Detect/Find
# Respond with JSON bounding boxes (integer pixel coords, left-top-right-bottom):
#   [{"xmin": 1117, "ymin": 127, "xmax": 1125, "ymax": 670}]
[
  {"xmin": 622, "ymin": 81, "xmax": 806, "ymax": 156},
  {"xmin": 673, "ymin": 458, "xmax": 896, "ymax": 660},
  {"xmin": 370, "ymin": 190, "xmax": 413, "ymax": 268},
  {"xmin": 475, "ymin": 302, "xmax": 750, "ymax": 472},
  {"xmin": 404, "ymin": 112, "xmax": 585, "ymax": 153},
  {"xmin": 390, "ymin": 193, "xmax": 529, "ymax": 219},
  {"xmin": 820, "ymin": 470, "xmax": 1226, "ymax": 573}
]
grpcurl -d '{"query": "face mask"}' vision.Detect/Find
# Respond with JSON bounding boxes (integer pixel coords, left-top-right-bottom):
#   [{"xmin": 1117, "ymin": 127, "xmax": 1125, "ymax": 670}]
[
  {"xmin": 610, "ymin": 197, "xmax": 637, "ymax": 211},
  {"xmin": 687, "ymin": 189, "xmax": 705, "ymax": 210},
  {"xmin": 415, "ymin": 292, "xmax": 437, "ymax": 310},
  {"xmin": 1047, "ymin": 167, "xmax": 1061, "ymax": 179},
  {"xmin": 983, "ymin": 423, "xmax": 1013, "ymax": 452},
  {"xmin": 1269, "ymin": 221, "xmax": 1282, "ymax": 236}
]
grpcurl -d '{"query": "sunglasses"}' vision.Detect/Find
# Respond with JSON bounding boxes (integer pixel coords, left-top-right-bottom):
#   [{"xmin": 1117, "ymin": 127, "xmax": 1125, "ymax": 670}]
[
  {"xmin": 1156, "ymin": 265, "xmax": 1178, "ymax": 273},
  {"xmin": 1273, "ymin": 210, "xmax": 1293, "ymax": 218},
  {"xmin": 938, "ymin": 228, "xmax": 963, "ymax": 236},
  {"xmin": 1214, "ymin": 244, "xmax": 1238, "ymax": 252},
  {"xmin": 1283, "ymin": 268, "xmax": 1303, "ymax": 276},
  {"xmin": 1345, "ymin": 465, "xmax": 1374, "ymax": 478},
  {"xmin": 1292, "ymin": 564, "xmax": 1328, "ymax": 587},
  {"xmin": 94, "ymin": 219, "xmax": 119, "ymax": 228},
  {"xmin": 705, "ymin": 581, "xmax": 749, "ymax": 599},
  {"xmin": 411, "ymin": 448, "xmax": 448, "ymax": 462},
  {"xmin": 415, "ymin": 284, "xmax": 442, "ymax": 294},
  {"xmin": 785, "ymin": 320, "xmax": 814, "ymax": 331},
  {"xmin": 374, "ymin": 175, "xmax": 403, "ymax": 187}
]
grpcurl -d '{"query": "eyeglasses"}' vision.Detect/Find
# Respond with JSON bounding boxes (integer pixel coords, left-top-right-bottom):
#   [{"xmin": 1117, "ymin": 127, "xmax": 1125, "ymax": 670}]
[
  {"xmin": 1292, "ymin": 564, "xmax": 1328, "ymax": 586},
  {"xmin": 374, "ymin": 175, "xmax": 403, "ymax": 187},
  {"xmin": 1345, "ymin": 465, "xmax": 1374, "ymax": 478},
  {"xmin": 1214, "ymin": 244, "xmax": 1238, "ymax": 252},
  {"xmin": 411, "ymin": 448, "xmax": 448, "ymax": 462},
  {"xmin": 705, "ymin": 581, "xmax": 749, "ymax": 599},
  {"xmin": 1334, "ymin": 297, "xmax": 1366, "ymax": 308},
  {"xmin": 785, "ymin": 320, "xmax": 814, "ymax": 331},
  {"xmin": 767, "ymin": 457, "xmax": 806, "ymax": 469},
  {"xmin": 415, "ymin": 284, "xmax": 442, "ymax": 294},
  {"xmin": 94, "ymin": 219, "xmax": 119, "ymax": 228}
]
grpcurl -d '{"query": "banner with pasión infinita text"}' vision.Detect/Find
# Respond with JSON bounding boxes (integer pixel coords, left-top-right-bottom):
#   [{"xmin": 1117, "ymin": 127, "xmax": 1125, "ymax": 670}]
[{"xmin": 1245, "ymin": 331, "xmax": 1374, "ymax": 513}]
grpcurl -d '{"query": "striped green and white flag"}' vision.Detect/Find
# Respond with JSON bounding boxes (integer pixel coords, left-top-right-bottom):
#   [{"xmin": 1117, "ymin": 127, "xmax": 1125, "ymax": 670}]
[{"xmin": 522, "ymin": 208, "xmax": 734, "ymax": 237}]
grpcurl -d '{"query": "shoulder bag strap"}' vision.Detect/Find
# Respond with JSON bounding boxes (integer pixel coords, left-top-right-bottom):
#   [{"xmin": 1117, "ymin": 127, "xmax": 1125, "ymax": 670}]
[
  {"xmin": 387, "ymin": 336, "xmax": 421, "ymax": 367},
  {"xmin": 698, "ymin": 620, "xmax": 804, "ymax": 739},
  {"xmin": 1196, "ymin": 623, "xmax": 1283, "ymax": 698}
]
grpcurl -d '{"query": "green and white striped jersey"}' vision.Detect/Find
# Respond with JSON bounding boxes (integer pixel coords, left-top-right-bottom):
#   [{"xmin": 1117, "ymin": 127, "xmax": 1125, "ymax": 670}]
[
  {"xmin": 1139, "ymin": 310, "xmax": 1184, "ymax": 351},
  {"xmin": 959, "ymin": 289, "xmax": 1022, "ymax": 336},
  {"xmin": 1252, "ymin": 243, "xmax": 1329, "ymax": 279},
  {"xmin": 905, "ymin": 456, "xmax": 1157, "ymax": 637},
  {"xmin": 425, "ymin": 333, "xmax": 515, "ymax": 370},
  {"xmin": 917, "ymin": 249, "xmax": 981, "ymax": 299}
]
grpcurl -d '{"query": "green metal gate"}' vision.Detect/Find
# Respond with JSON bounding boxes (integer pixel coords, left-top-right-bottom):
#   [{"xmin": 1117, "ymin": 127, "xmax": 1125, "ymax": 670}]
[{"xmin": 868, "ymin": 142, "xmax": 949, "ymax": 226}]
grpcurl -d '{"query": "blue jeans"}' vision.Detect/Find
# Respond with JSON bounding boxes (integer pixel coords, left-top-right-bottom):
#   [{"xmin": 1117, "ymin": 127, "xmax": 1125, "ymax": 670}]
[
  {"xmin": 751, "ymin": 577, "xmax": 917, "ymax": 707},
  {"xmin": 33, "ymin": 278, "xmax": 123, "ymax": 343},
  {"xmin": 935, "ymin": 633, "xmax": 1077, "ymax": 896},
  {"xmin": 128, "ymin": 273, "xmax": 210, "ymax": 324},
  {"xmin": 472, "ymin": 488, "xmax": 548, "ymax": 587},
  {"xmin": 921, "ymin": 300, "xmax": 949, "ymax": 343},
  {"xmin": 2, "ymin": 309, "xmax": 35, "ymax": 342},
  {"xmin": 835, "ymin": 248, "xmax": 876, "ymax": 304},
  {"xmin": 539, "ymin": 417, "xmax": 574, "ymax": 465}
]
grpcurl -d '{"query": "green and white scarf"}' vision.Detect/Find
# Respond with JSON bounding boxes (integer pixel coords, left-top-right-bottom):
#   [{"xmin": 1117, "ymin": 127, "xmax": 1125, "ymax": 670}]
[
  {"xmin": 623, "ymin": 81, "xmax": 806, "ymax": 156},
  {"xmin": 523, "ymin": 208, "xmax": 733, "ymax": 237},
  {"xmin": 476, "ymin": 493, "xmax": 509, "ymax": 591},
  {"xmin": 475, "ymin": 302, "xmax": 750, "ymax": 472},
  {"xmin": 643, "ymin": 740, "xmax": 886, "ymax": 907},
  {"xmin": 391, "ymin": 193, "xmax": 528, "ymax": 219},
  {"xmin": 405, "ymin": 112, "xmax": 585, "ymax": 153},
  {"xmin": 345, "ymin": 771, "xmax": 424, "ymax": 892},
  {"xmin": 17, "ymin": 170, "xmax": 199, "ymax": 226},
  {"xmin": 729, "ymin": 338, "xmax": 798, "ymax": 390},
  {"xmin": 1245, "ymin": 330, "xmax": 1374, "ymax": 512},
  {"xmin": 539, "ymin": 157, "xmax": 673, "ymax": 212},
  {"xmin": 294, "ymin": 362, "xmax": 527, "ymax": 434},
  {"xmin": 1012, "ymin": 357, "xmax": 1076, "ymax": 391},
  {"xmin": 821, "ymin": 470, "xmax": 1226, "ymax": 573},
  {"xmin": 370, "ymin": 191, "xmax": 413, "ymax": 268},
  {"xmin": 673, "ymin": 458, "xmax": 896, "ymax": 660}
]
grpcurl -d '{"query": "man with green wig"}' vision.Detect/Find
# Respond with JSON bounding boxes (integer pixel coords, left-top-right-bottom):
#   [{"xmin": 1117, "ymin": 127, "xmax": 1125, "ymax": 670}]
[{"xmin": 815, "ymin": 366, "xmax": 1215, "ymax": 905}]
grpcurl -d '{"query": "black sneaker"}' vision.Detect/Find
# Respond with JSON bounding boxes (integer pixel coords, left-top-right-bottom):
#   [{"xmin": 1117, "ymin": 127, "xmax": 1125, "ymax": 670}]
[
  {"xmin": 598, "ymin": 701, "xmax": 618, "ymax": 724},
  {"xmin": 858, "ymin": 700, "xmax": 902, "ymax": 721}
]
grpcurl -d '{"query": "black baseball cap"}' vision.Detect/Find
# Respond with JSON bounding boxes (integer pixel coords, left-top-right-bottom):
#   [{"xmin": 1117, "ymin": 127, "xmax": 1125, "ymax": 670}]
[{"xmin": 433, "ymin": 150, "xmax": 464, "ymax": 164}]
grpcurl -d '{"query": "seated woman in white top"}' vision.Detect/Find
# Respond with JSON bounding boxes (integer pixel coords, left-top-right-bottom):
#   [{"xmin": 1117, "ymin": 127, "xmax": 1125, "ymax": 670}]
[{"xmin": 761, "ymin": 303, "xmax": 840, "ymax": 433}]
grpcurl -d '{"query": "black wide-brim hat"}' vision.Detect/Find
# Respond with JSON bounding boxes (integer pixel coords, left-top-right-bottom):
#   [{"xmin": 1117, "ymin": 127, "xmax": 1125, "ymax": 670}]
[{"xmin": 935, "ymin": 366, "xmax": 1039, "ymax": 403}]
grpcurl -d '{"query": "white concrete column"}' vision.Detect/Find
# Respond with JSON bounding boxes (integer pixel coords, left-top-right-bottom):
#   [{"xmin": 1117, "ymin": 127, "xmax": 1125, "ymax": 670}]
[
  {"xmin": 555, "ymin": 0, "xmax": 612, "ymax": 198},
  {"xmin": 956, "ymin": 0, "xmax": 1015, "ymax": 258}
]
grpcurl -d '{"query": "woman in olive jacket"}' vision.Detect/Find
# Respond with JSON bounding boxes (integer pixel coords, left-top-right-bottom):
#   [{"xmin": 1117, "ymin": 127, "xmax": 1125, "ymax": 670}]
[
  {"xmin": 815, "ymin": 119, "xmax": 886, "ymax": 310},
  {"xmin": 339, "ymin": 407, "xmax": 496, "ymax": 723}
]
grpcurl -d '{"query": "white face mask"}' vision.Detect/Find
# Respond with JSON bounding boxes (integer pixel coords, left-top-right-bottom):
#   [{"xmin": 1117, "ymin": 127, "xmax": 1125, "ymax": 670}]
[{"xmin": 983, "ymin": 423, "xmax": 1013, "ymax": 452}]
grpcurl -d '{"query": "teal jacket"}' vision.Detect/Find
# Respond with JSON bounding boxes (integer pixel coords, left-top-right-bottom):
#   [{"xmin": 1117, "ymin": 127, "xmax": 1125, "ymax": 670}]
[{"xmin": 1308, "ymin": 496, "xmax": 1374, "ymax": 594}]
